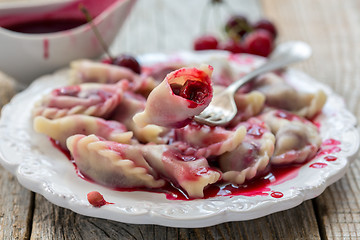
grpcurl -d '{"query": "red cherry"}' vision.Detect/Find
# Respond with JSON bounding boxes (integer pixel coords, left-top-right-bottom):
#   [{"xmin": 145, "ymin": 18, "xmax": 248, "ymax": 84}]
[
  {"xmin": 225, "ymin": 15, "xmax": 252, "ymax": 38},
  {"xmin": 243, "ymin": 30, "xmax": 273, "ymax": 57},
  {"xmin": 87, "ymin": 191, "xmax": 107, "ymax": 207},
  {"xmin": 253, "ymin": 19, "xmax": 277, "ymax": 39},
  {"xmin": 113, "ymin": 54, "xmax": 142, "ymax": 74},
  {"xmin": 179, "ymin": 80, "xmax": 209, "ymax": 104},
  {"xmin": 170, "ymin": 80, "xmax": 209, "ymax": 104},
  {"xmin": 194, "ymin": 35, "xmax": 219, "ymax": 51},
  {"xmin": 220, "ymin": 39, "xmax": 246, "ymax": 53}
]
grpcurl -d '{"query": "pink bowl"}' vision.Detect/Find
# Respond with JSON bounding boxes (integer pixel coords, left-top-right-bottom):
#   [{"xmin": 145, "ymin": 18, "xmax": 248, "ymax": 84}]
[{"xmin": 0, "ymin": 0, "xmax": 137, "ymax": 85}]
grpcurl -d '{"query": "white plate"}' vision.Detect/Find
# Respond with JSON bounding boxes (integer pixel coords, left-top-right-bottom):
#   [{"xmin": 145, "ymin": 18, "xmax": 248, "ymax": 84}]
[{"xmin": 0, "ymin": 51, "xmax": 359, "ymax": 228}]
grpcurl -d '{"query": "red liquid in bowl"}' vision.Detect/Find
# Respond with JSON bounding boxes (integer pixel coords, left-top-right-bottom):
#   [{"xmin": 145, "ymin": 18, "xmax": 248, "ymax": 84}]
[
  {"xmin": 2, "ymin": 18, "xmax": 87, "ymax": 34},
  {"xmin": 0, "ymin": 0, "xmax": 120, "ymax": 34}
]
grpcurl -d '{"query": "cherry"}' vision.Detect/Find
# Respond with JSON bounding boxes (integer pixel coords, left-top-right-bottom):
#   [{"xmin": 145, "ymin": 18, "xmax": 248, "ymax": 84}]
[
  {"xmin": 225, "ymin": 15, "xmax": 252, "ymax": 39},
  {"xmin": 253, "ymin": 19, "xmax": 277, "ymax": 39},
  {"xmin": 243, "ymin": 29, "xmax": 273, "ymax": 57},
  {"xmin": 220, "ymin": 39, "xmax": 246, "ymax": 53},
  {"xmin": 87, "ymin": 191, "xmax": 107, "ymax": 207},
  {"xmin": 193, "ymin": 35, "xmax": 219, "ymax": 51},
  {"xmin": 113, "ymin": 54, "xmax": 142, "ymax": 74},
  {"xmin": 170, "ymin": 80, "xmax": 209, "ymax": 104},
  {"xmin": 179, "ymin": 80, "xmax": 209, "ymax": 104}
]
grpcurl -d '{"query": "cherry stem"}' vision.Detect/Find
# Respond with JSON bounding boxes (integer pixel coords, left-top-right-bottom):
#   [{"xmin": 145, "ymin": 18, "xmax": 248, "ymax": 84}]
[{"xmin": 79, "ymin": 4, "xmax": 114, "ymax": 61}]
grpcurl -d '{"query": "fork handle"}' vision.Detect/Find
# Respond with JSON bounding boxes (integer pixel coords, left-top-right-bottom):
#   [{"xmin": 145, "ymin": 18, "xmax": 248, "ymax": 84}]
[{"xmin": 225, "ymin": 41, "xmax": 312, "ymax": 95}]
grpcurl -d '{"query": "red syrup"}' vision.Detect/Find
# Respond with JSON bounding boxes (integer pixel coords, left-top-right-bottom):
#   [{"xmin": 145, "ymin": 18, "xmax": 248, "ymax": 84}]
[
  {"xmin": 43, "ymin": 38, "xmax": 49, "ymax": 59},
  {"xmin": 316, "ymin": 138, "xmax": 341, "ymax": 157},
  {"xmin": 200, "ymin": 165, "xmax": 300, "ymax": 200},
  {"xmin": 270, "ymin": 191, "xmax": 284, "ymax": 198},
  {"xmin": 312, "ymin": 121, "xmax": 321, "ymax": 130},
  {"xmin": 309, "ymin": 163, "xmax": 327, "ymax": 169},
  {"xmin": 324, "ymin": 155, "xmax": 337, "ymax": 162},
  {"xmin": 49, "ymin": 138, "xmax": 71, "ymax": 160},
  {"xmin": 322, "ymin": 139, "xmax": 341, "ymax": 146},
  {"xmin": 246, "ymin": 123, "xmax": 266, "ymax": 138},
  {"xmin": 274, "ymin": 110, "xmax": 302, "ymax": 122},
  {"xmin": 317, "ymin": 147, "xmax": 342, "ymax": 156},
  {"xmin": 106, "ymin": 164, "xmax": 301, "ymax": 200},
  {"xmin": 3, "ymin": 19, "xmax": 88, "ymax": 34}
]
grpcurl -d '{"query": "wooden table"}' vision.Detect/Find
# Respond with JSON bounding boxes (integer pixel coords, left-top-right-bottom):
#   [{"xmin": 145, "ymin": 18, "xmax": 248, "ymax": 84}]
[{"xmin": 0, "ymin": 0, "xmax": 359, "ymax": 239}]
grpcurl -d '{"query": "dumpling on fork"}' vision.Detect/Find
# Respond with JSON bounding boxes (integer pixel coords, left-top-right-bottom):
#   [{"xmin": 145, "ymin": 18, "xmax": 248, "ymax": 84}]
[{"xmin": 133, "ymin": 64, "xmax": 213, "ymax": 128}]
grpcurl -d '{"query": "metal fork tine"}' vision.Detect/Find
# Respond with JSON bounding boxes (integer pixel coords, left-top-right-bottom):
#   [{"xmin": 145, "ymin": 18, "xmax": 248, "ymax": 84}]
[
  {"xmin": 198, "ymin": 110, "xmax": 215, "ymax": 118},
  {"xmin": 198, "ymin": 111, "xmax": 213, "ymax": 119}
]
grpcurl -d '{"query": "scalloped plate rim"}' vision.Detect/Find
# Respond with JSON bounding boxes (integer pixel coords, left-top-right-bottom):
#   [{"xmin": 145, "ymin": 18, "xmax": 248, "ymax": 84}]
[{"xmin": 0, "ymin": 51, "xmax": 358, "ymax": 228}]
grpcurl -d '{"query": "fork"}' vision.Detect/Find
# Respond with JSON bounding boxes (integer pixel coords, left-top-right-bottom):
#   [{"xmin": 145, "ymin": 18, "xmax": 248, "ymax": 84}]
[{"xmin": 194, "ymin": 41, "xmax": 312, "ymax": 126}]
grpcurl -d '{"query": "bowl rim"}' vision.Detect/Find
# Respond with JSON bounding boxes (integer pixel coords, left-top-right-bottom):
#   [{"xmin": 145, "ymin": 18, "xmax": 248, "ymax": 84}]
[
  {"xmin": 0, "ymin": 0, "xmax": 134, "ymax": 39},
  {"xmin": 0, "ymin": 0, "xmax": 75, "ymax": 12}
]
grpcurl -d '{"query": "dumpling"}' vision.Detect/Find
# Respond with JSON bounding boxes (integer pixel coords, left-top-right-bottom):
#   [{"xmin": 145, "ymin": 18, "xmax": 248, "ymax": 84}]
[
  {"xmin": 142, "ymin": 144, "xmax": 221, "ymax": 198},
  {"xmin": 262, "ymin": 110, "xmax": 322, "ymax": 164},
  {"xmin": 110, "ymin": 92, "xmax": 168, "ymax": 144},
  {"xmin": 205, "ymin": 57, "xmax": 236, "ymax": 87},
  {"xmin": 219, "ymin": 117, "xmax": 275, "ymax": 184},
  {"xmin": 70, "ymin": 59, "xmax": 137, "ymax": 84},
  {"xmin": 70, "ymin": 59, "xmax": 157, "ymax": 94},
  {"xmin": 66, "ymin": 134, "xmax": 165, "ymax": 189},
  {"xmin": 143, "ymin": 62, "xmax": 185, "ymax": 83},
  {"xmin": 133, "ymin": 64, "xmax": 213, "ymax": 128},
  {"xmin": 34, "ymin": 115, "xmax": 132, "ymax": 148},
  {"xmin": 254, "ymin": 73, "xmax": 327, "ymax": 119},
  {"xmin": 229, "ymin": 90, "xmax": 265, "ymax": 126},
  {"xmin": 173, "ymin": 121, "xmax": 246, "ymax": 158},
  {"xmin": 32, "ymin": 81, "xmax": 127, "ymax": 119}
]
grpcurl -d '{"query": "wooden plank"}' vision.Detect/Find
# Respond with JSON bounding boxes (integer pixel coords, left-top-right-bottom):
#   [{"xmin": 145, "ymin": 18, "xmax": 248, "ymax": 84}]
[
  {"xmin": 31, "ymin": 195, "xmax": 319, "ymax": 240},
  {"xmin": 0, "ymin": 166, "xmax": 33, "ymax": 240},
  {"xmin": 262, "ymin": 0, "xmax": 360, "ymax": 239},
  {"xmin": 0, "ymin": 72, "xmax": 33, "ymax": 239}
]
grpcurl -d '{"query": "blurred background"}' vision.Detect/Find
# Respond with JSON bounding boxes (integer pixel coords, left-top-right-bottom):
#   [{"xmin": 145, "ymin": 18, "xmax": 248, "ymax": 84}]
[{"xmin": 112, "ymin": 0, "xmax": 262, "ymax": 54}]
